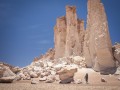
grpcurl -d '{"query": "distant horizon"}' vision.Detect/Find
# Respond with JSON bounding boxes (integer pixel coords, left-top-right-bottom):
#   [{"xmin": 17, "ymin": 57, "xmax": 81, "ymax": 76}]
[{"xmin": 0, "ymin": 0, "xmax": 120, "ymax": 67}]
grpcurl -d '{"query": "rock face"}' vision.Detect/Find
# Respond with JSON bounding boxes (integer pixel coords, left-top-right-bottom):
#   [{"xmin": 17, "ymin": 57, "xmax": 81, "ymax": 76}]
[
  {"xmin": 54, "ymin": 16, "xmax": 66, "ymax": 59},
  {"xmin": 54, "ymin": 0, "xmax": 115, "ymax": 73},
  {"xmin": 65, "ymin": 6, "xmax": 81, "ymax": 57},
  {"xmin": 83, "ymin": 0, "xmax": 115, "ymax": 72},
  {"xmin": 54, "ymin": 6, "xmax": 85, "ymax": 59}
]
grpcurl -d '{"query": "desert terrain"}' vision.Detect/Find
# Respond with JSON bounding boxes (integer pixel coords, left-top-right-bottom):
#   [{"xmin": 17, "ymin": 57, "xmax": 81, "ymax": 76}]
[{"xmin": 0, "ymin": 70, "xmax": 120, "ymax": 90}]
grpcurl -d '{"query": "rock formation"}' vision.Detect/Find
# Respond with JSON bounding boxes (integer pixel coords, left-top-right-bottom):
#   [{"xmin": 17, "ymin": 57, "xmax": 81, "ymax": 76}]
[
  {"xmin": 0, "ymin": 63, "xmax": 17, "ymax": 83},
  {"xmin": 54, "ymin": 0, "xmax": 116, "ymax": 73},
  {"xmin": 54, "ymin": 16, "xmax": 66, "ymax": 59},
  {"xmin": 83, "ymin": 0, "xmax": 115, "ymax": 72},
  {"xmin": 65, "ymin": 6, "xmax": 81, "ymax": 57},
  {"xmin": 0, "ymin": 0, "xmax": 119, "ymax": 84},
  {"xmin": 54, "ymin": 6, "xmax": 85, "ymax": 59}
]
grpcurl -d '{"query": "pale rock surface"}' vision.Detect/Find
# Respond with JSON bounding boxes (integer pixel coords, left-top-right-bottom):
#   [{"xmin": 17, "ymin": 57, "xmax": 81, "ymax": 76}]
[
  {"xmin": 2, "ymin": 66, "xmax": 16, "ymax": 77},
  {"xmin": 31, "ymin": 78, "xmax": 39, "ymax": 84},
  {"xmin": 114, "ymin": 66, "xmax": 120, "ymax": 75},
  {"xmin": 65, "ymin": 6, "xmax": 81, "ymax": 57},
  {"xmin": 45, "ymin": 75, "xmax": 55, "ymax": 83},
  {"xmin": 101, "ymin": 78, "xmax": 106, "ymax": 82},
  {"xmin": 57, "ymin": 65, "xmax": 77, "ymax": 83},
  {"xmin": 54, "ymin": 16, "xmax": 66, "ymax": 59},
  {"xmin": 83, "ymin": 0, "xmax": 115, "ymax": 72},
  {"xmin": 39, "ymin": 76, "xmax": 47, "ymax": 81},
  {"xmin": 54, "ymin": 6, "xmax": 85, "ymax": 59},
  {"xmin": 113, "ymin": 43, "xmax": 120, "ymax": 63},
  {"xmin": 73, "ymin": 79, "xmax": 82, "ymax": 84},
  {"xmin": 29, "ymin": 71, "xmax": 38, "ymax": 78}
]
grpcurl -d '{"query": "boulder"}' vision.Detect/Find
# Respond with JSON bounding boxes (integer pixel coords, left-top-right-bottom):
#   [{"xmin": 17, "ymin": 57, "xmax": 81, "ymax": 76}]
[
  {"xmin": 33, "ymin": 66, "xmax": 41, "ymax": 72},
  {"xmin": 29, "ymin": 71, "xmax": 38, "ymax": 78},
  {"xmin": 54, "ymin": 64, "xmax": 64, "ymax": 71},
  {"xmin": 39, "ymin": 61, "xmax": 44, "ymax": 67},
  {"xmin": 114, "ymin": 66, "xmax": 120, "ymax": 75},
  {"xmin": 45, "ymin": 75, "xmax": 56, "ymax": 83},
  {"xmin": 0, "ymin": 76, "xmax": 15, "ymax": 83},
  {"xmin": 113, "ymin": 43, "xmax": 120, "ymax": 62},
  {"xmin": 73, "ymin": 56, "xmax": 85, "ymax": 65},
  {"xmin": 39, "ymin": 76, "xmax": 47, "ymax": 81},
  {"xmin": 101, "ymin": 78, "xmax": 106, "ymax": 82},
  {"xmin": 59, "ymin": 76, "xmax": 74, "ymax": 84},
  {"xmin": 118, "ymin": 78, "xmax": 120, "ymax": 81},
  {"xmin": 3, "ymin": 66, "xmax": 16, "ymax": 77},
  {"xmin": 47, "ymin": 61, "xmax": 54, "ymax": 67},
  {"xmin": 50, "ymin": 70, "xmax": 56, "ymax": 75},
  {"xmin": 31, "ymin": 80, "xmax": 39, "ymax": 84},
  {"xmin": 11, "ymin": 67, "xmax": 21, "ymax": 74},
  {"xmin": 18, "ymin": 72, "xmax": 26, "ymax": 79},
  {"xmin": 45, "ymin": 79, "xmax": 54, "ymax": 83},
  {"xmin": 74, "ymin": 79, "xmax": 82, "ymax": 84},
  {"xmin": 57, "ymin": 66, "xmax": 77, "ymax": 83}
]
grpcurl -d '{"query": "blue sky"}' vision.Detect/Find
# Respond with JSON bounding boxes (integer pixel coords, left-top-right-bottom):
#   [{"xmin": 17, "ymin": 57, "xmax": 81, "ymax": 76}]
[{"xmin": 0, "ymin": 0, "xmax": 120, "ymax": 67}]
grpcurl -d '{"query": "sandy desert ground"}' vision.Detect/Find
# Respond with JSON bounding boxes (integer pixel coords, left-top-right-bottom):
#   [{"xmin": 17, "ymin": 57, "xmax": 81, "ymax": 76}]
[
  {"xmin": 0, "ymin": 81, "xmax": 120, "ymax": 90},
  {"xmin": 0, "ymin": 73, "xmax": 120, "ymax": 90},
  {"xmin": 1, "ymin": 68, "xmax": 120, "ymax": 90}
]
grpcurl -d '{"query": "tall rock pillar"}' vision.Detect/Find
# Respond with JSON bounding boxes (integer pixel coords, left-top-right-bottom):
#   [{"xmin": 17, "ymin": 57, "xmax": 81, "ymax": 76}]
[
  {"xmin": 84, "ymin": 0, "xmax": 115, "ymax": 72},
  {"xmin": 77, "ymin": 19, "xmax": 85, "ymax": 56},
  {"xmin": 65, "ymin": 6, "xmax": 80, "ymax": 56},
  {"xmin": 54, "ymin": 16, "xmax": 66, "ymax": 59}
]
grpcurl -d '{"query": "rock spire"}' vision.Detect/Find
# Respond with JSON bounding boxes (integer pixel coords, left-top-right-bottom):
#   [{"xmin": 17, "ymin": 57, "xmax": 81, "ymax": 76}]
[{"xmin": 84, "ymin": 0, "xmax": 115, "ymax": 71}]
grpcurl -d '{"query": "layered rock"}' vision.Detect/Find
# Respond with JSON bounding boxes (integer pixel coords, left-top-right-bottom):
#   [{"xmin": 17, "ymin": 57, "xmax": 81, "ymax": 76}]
[{"xmin": 84, "ymin": 0, "xmax": 115, "ymax": 72}]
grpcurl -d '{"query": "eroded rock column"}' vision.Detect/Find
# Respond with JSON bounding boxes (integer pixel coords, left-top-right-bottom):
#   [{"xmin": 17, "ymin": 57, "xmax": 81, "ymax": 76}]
[
  {"xmin": 77, "ymin": 19, "xmax": 85, "ymax": 56},
  {"xmin": 84, "ymin": 0, "xmax": 115, "ymax": 72},
  {"xmin": 54, "ymin": 16, "xmax": 66, "ymax": 59},
  {"xmin": 65, "ymin": 6, "xmax": 80, "ymax": 56}
]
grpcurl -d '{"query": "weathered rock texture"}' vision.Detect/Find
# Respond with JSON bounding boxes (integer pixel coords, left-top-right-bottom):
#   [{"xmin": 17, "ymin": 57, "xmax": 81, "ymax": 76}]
[
  {"xmin": 113, "ymin": 43, "xmax": 120, "ymax": 63},
  {"xmin": 54, "ymin": 0, "xmax": 116, "ymax": 73},
  {"xmin": 54, "ymin": 6, "xmax": 85, "ymax": 59},
  {"xmin": 84, "ymin": 0, "xmax": 115, "ymax": 71},
  {"xmin": 65, "ymin": 6, "xmax": 81, "ymax": 57},
  {"xmin": 54, "ymin": 16, "xmax": 66, "ymax": 59},
  {"xmin": 33, "ymin": 48, "xmax": 55, "ymax": 62}
]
